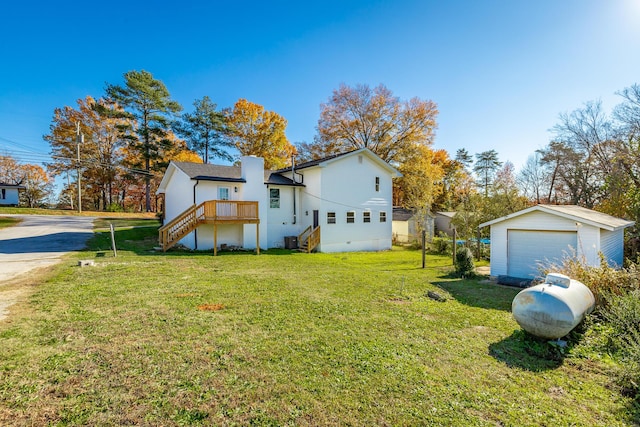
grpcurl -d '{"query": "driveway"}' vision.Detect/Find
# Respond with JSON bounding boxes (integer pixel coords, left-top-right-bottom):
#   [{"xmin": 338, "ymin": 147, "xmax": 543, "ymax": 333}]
[{"xmin": 0, "ymin": 214, "xmax": 95, "ymax": 320}]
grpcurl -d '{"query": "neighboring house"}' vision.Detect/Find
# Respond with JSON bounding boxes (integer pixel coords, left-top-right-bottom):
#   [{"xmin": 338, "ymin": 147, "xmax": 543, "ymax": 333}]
[
  {"xmin": 434, "ymin": 211, "xmax": 456, "ymax": 237},
  {"xmin": 0, "ymin": 183, "xmax": 24, "ymax": 206},
  {"xmin": 392, "ymin": 208, "xmax": 434, "ymax": 243},
  {"xmin": 479, "ymin": 204, "xmax": 635, "ymax": 280},
  {"xmin": 156, "ymin": 148, "xmax": 401, "ymax": 254}
]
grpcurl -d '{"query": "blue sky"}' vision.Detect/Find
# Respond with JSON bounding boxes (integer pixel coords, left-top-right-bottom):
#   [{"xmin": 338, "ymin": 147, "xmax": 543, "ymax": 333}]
[{"xmin": 1, "ymin": 0, "xmax": 639, "ymax": 175}]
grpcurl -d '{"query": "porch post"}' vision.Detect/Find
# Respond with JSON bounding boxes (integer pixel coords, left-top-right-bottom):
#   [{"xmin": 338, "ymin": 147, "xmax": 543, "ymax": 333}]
[
  {"xmin": 256, "ymin": 223, "xmax": 260, "ymax": 255},
  {"xmin": 214, "ymin": 223, "xmax": 218, "ymax": 256}
]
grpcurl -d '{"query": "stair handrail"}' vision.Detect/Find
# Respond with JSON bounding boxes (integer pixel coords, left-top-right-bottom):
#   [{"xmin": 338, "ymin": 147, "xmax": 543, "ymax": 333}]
[
  {"xmin": 306, "ymin": 226, "xmax": 321, "ymax": 253},
  {"xmin": 297, "ymin": 225, "xmax": 312, "ymax": 245},
  {"xmin": 158, "ymin": 202, "xmax": 205, "ymax": 251}
]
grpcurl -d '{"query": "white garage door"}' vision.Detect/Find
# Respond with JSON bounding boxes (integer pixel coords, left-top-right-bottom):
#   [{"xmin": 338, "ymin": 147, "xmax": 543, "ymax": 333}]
[{"xmin": 507, "ymin": 230, "xmax": 577, "ymax": 280}]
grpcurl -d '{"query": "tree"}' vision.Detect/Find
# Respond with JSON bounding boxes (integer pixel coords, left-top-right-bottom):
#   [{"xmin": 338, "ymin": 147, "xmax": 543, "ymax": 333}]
[
  {"xmin": 173, "ymin": 96, "xmax": 232, "ymax": 164},
  {"xmin": 517, "ymin": 152, "xmax": 549, "ymax": 204},
  {"xmin": 315, "ymin": 83, "xmax": 438, "ymax": 163},
  {"xmin": 393, "ymin": 145, "xmax": 446, "ymax": 210},
  {"xmin": 20, "ymin": 164, "xmax": 52, "ymax": 208},
  {"xmin": 45, "ymin": 96, "xmax": 129, "ymax": 210},
  {"xmin": 106, "ymin": 70, "xmax": 182, "ymax": 211},
  {"xmin": 0, "ymin": 155, "xmax": 51, "ymax": 207},
  {"xmin": 473, "ymin": 150, "xmax": 502, "ymax": 197},
  {"xmin": 225, "ymin": 98, "xmax": 294, "ymax": 169},
  {"xmin": 0, "ymin": 155, "xmax": 24, "ymax": 185}
]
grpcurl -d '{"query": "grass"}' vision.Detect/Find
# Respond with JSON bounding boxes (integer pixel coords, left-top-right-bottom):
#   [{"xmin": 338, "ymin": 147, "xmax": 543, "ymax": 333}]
[
  {"xmin": 0, "ymin": 226, "xmax": 637, "ymax": 426},
  {"xmin": 0, "ymin": 206, "xmax": 156, "ymax": 218},
  {"xmin": 0, "ymin": 216, "xmax": 21, "ymax": 229}
]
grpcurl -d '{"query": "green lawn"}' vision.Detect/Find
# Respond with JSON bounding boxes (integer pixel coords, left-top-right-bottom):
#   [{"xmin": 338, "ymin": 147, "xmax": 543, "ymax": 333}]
[
  {"xmin": 0, "ymin": 216, "xmax": 21, "ymax": 229},
  {"xmin": 0, "ymin": 226, "xmax": 636, "ymax": 426}
]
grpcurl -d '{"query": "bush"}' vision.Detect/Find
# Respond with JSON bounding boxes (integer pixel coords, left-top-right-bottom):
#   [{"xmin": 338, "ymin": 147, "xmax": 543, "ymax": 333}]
[
  {"xmin": 600, "ymin": 290, "xmax": 640, "ymax": 402},
  {"xmin": 542, "ymin": 253, "xmax": 640, "ymax": 306},
  {"xmin": 455, "ymin": 247, "xmax": 475, "ymax": 277},
  {"xmin": 106, "ymin": 203, "xmax": 124, "ymax": 212},
  {"xmin": 431, "ymin": 235, "xmax": 451, "ymax": 254}
]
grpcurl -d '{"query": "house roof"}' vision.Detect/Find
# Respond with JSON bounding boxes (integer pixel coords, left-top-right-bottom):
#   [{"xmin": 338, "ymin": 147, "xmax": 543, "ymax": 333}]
[
  {"xmin": 277, "ymin": 148, "xmax": 402, "ymax": 177},
  {"xmin": 392, "ymin": 207, "xmax": 435, "ymax": 221},
  {"xmin": 393, "ymin": 208, "xmax": 414, "ymax": 221},
  {"xmin": 168, "ymin": 161, "xmax": 303, "ymax": 187},
  {"xmin": 0, "ymin": 182, "xmax": 25, "ymax": 189},
  {"xmin": 435, "ymin": 211, "xmax": 456, "ymax": 218},
  {"xmin": 172, "ymin": 162, "xmax": 245, "ymax": 182},
  {"xmin": 479, "ymin": 204, "xmax": 635, "ymax": 231}
]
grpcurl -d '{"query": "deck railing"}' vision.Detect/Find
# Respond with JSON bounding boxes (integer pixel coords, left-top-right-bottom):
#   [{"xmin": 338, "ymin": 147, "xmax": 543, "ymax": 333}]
[{"xmin": 158, "ymin": 200, "xmax": 259, "ymax": 251}]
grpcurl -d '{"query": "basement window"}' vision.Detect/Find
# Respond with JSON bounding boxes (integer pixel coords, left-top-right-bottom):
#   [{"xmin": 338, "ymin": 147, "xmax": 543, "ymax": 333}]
[
  {"xmin": 327, "ymin": 212, "xmax": 336, "ymax": 224},
  {"xmin": 347, "ymin": 211, "xmax": 355, "ymax": 223},
  {"xmin": 270, "ymin": 188, "xmax": 280, "ymax": 208}
]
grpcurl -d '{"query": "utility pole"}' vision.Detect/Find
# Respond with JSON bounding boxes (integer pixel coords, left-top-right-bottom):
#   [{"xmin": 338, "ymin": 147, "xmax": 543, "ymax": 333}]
[{"xmin": 76, "ymin": 122, "xmax": 84, "ymax": 213}]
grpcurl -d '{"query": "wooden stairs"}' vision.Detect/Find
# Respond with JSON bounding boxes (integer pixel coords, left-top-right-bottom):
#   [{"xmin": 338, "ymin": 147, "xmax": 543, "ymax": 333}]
[
  {"xmin": 297, "ymin": 225, "xmax": 321, "ymax": 253},
  {"xmin": 158, "ymin": 200, "xmax": 259, "ymax": 253}
]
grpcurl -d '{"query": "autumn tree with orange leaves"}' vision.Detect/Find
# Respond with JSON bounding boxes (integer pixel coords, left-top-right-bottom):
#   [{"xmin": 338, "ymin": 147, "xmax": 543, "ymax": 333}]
[
  {"xmin": 0, "ymin": 155, "xmax": 51, "ymax": 207},
  {"xmin": 311, "ymin": 83, "xmax": 438, "ymax": 164},
  {"xmin": 225, "ymin": 99, "xmax": 295, "ymax": 169}
]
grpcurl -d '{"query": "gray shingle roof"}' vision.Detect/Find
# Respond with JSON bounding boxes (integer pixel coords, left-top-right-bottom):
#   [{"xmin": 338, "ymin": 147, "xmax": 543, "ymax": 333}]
[
  {"xmin": 171, "ymin": 162, "xmax": 303, "ymax": 186},
  {"xmin": 479, "ymin": 204, "xmax": 635, "ymax": 231}
]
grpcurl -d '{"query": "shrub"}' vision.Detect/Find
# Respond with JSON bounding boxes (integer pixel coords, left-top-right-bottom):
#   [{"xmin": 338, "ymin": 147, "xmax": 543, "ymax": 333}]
[
  {"xmin": 106, "ymin": 203, "xmax": 124, "ymax": 212},
  {"xmin": 455, "ymin": 247, "xmax": 475, "ymax": 277},
  {"xmin": 431, "ymin": 235, "xmax": 451, "ymax": 254},
  {"xmin": 600, "ymin": 290, "xmax": 640, "ymax": 402},
  {"xmin": 541, "ymin": 253, "xmax": 640, "ymax": 306}
]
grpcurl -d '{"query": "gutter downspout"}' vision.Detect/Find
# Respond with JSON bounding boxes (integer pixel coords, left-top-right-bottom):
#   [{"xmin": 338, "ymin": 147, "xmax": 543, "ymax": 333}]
[
  {"xmin": 292, "ymin": 154, "xmax": 297, "ymax": 225},
  {"xmin": 193, "ymin": 179, "xmax": 199, "ymax": 250}
]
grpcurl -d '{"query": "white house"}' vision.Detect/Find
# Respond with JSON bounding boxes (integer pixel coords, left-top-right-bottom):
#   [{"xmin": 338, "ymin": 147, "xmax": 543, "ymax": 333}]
[
  {"xmin": 156, "ymin": 148, "xmax": 401, "ymax": 254},
  {"xmin": 0, "ymin": 183, "xmax": 24, "ymax": 206},
  {"xmin": 479, "ymin": 204, "xmax": 635, "ymax": 280}
]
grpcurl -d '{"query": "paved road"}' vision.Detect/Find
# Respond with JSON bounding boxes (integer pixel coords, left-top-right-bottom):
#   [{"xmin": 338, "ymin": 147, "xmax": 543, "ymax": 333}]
[
  {"xmin": 0, "ymin": 215, "xmax": 95, "ymax": 321},
  {"xmin": 0, "ymin": 215, "xmax": 95, "ymax": 282}
]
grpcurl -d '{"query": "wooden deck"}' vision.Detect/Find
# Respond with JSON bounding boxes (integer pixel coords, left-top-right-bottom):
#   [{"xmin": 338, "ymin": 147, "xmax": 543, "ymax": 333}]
[{"xmin": 158, "ymin": 200, "xmax": 260, "ymax": 254}]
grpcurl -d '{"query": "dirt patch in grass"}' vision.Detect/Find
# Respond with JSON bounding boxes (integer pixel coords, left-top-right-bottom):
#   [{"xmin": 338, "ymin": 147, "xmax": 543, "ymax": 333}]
[{"xmin": 197, "ymin": 303, "xmax": 225, "ymax": 311}]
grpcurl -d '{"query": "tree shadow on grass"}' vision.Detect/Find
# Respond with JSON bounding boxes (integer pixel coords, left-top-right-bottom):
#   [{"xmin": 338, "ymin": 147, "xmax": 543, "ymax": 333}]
[
  {"xmin": 432, "ymin": 274, "xmax": 520, "ymax": 312},
  {"xmin": 86, "ymin": 226, "xmax": 302, "ymax": 257},
  {"xmin": 489, "ymin": 329, "xmax": 566, "ymax": 371}
]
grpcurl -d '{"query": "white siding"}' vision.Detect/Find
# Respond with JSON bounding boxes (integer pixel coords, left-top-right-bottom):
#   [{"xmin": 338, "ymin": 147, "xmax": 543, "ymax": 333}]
[
  {"xmin": 601, "ymin": 229, "xmax": 624, "ymax": 267},
  {"xmin": 491, "ymin": 211, "xmax": 623, "ymax": 276},
  {"xmin": 307, "ymin": 153, "xmax": 393, "ymax": 253},
  {"xmin": 163, "ymin": 166, "xmax": 197, "ymax": 249},
  {"xmin": 489, "ymin": 210, "xmax": 600, "ymax": 277},
  {"xmin": 266, "ymin": 186, "xmax": 303, "ymax": 248},
  {"xmin": 0, "ymin": 188, "xmax": 20, "ymax": 205}
]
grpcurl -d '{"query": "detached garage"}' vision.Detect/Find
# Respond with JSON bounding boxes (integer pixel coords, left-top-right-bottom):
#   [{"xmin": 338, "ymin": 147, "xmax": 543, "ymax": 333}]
[{"xmin": 479, "ymin": 205, "xmax": 634, "ymax": 281}]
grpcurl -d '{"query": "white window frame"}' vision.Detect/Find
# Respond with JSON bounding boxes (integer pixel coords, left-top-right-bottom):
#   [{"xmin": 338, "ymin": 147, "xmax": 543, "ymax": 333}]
[
  {"xmin": 218, "ymin": 187, "xmax": 230, "ymax": 201},
  {"xmin": 327, "ymin": 212, "xmax": 336, "ymax": 224},
  {"xmin": 269, "ymin": 188, "xmax": 280, "ymax": 208},
  {"xmin": 363, "ymin": 211, "xmax": 371, "ymax": 223},
  {"xmin": 346, "ymin": 211, "xmax": 355, "ymax": 224},
  {"xmin": 375, "ymin": 176, "xmax": 380, "ymax": 192},
  {"xmin": 380, "ymin": 211, "xmax": 387, "ymax": 222}
]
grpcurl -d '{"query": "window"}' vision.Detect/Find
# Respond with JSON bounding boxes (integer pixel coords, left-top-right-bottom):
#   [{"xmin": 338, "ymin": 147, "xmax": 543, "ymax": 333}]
[
  {"xmin": 0, "ymin": 189, "xmax": 5, "ymax": 200},
  {"xmin": 218, "ymin": 187, "xmax": 230, "ymax": 200},
  {"xmin": 375, "ymin": 176, "xmax": 380, "ymax": 192},
  {"xmin": 363, "ymin": 211, "xmax": 371, "ymax": 223},
  {"xmin": 347, "ymin": 211, "xmax": 355, "ymax": 223},
  {"xmin": 269, "ymin": 188, "xmax": 280, "ymax": 208},
  {"xmin": 327, "ymin": 212, "xmax": 336, "ymax": 224},
  {"xmin": 380, "ymin": 211, "xmax": 387, "ymax": 222}
]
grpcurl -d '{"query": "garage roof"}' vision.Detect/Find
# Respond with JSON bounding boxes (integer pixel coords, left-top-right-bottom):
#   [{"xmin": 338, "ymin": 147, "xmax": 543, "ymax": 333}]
[{"xmin": 479, "ymin": 204, "xmax": 635, "ymax": 231}]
